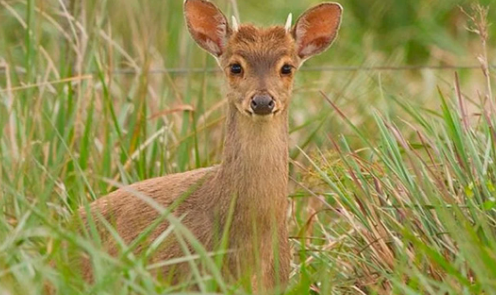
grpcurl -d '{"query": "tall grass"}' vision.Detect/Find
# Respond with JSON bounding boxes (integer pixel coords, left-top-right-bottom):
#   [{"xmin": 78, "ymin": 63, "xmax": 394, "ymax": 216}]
[
  {"xmin": 295, "ymin": 89, "xmax": 496, "ymax": 294},
  {"xmin": 1, "ymin": 0, "xmax": 495, "ymax": 294}
]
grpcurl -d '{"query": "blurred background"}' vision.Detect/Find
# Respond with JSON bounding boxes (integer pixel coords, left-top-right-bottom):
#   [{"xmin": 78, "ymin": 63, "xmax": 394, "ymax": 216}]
[
  {"xmin": 1, "ymin": 0, "xmax": 494, "ymax": 170},
  {"xmin": 1, "ymin": 0, "xmax": 494, "ymax": 164}
]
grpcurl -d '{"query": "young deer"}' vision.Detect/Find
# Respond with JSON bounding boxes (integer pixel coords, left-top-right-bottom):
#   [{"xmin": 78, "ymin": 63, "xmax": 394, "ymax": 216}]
[{"xmin": 79, "ymin": 0, "xmax": 342, "ymax": 292}]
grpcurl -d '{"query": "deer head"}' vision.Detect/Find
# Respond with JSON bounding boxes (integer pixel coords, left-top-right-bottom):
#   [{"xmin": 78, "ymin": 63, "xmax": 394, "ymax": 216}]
[{"xmin": 184, "ymin": 0, "xmax": 342, "ymax": 120}]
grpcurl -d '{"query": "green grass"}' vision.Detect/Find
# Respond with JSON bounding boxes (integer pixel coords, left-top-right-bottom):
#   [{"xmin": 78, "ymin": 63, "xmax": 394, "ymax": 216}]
[{"xmin": 1, "ymin": 0, "xmax": 496, "ymax": 294}]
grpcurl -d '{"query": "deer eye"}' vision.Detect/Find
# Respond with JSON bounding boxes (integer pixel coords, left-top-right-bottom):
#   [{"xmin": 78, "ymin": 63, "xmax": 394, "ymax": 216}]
[
  {"xmin": 230, "ymin": 63, "xmax": 243, "ymax": 75},
  {"xmin": 281, "ymin": 64, "xmax": 293, "ymax": 75}
]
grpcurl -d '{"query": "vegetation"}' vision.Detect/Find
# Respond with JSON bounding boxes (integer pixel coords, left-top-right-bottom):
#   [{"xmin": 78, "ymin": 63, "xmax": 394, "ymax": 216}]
[{"xmin": 0, "ymin": 0, "xmax": 495, "ymax": 294}]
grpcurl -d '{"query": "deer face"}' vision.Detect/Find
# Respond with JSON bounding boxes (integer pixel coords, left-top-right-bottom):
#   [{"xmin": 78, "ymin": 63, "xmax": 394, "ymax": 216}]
[
  {"xmin": 221, "ymin": 26, "xmax": 297, "ymax": 118},
  {"xmin": 184, "ymin": 0, "xmax": 342, "ymax": 119}
]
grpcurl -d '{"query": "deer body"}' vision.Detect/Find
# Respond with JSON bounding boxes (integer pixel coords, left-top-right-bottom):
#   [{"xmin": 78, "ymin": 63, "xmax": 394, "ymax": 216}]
[
  {"xmin": 82, "ymin": 107, "xmax": 290, "ymax": 287},
  {"xmin": 79, "ymin": 0, "xmax": 341, "ymax": 292}
]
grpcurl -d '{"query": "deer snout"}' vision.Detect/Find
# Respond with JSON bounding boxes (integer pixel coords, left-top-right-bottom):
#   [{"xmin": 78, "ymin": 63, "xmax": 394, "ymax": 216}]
[{"xmin": 250, "ymin": 94, "xmax": 275, "ymax": 116}]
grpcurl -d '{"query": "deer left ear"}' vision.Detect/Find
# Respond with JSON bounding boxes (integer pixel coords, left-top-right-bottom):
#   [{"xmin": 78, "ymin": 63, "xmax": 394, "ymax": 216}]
[{"xmin": 292, "ymin": 3, "xmax": 342, "ymax": 61}]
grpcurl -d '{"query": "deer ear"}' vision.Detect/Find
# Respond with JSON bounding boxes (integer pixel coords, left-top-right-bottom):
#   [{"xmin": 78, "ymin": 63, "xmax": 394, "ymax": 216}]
[
  {"xmin": 184, "ymin": 0, "xmax": 231, "ymax": 57},
  {"xmin": 292, "ymin": 3, "xmax": 342, "ymax": 61}
]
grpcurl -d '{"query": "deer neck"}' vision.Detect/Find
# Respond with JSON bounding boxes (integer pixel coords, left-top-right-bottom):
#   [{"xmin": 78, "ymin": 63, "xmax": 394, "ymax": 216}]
[{"xmin": 215, "ymin": 104, "xmax": 289, "ymax": 224}]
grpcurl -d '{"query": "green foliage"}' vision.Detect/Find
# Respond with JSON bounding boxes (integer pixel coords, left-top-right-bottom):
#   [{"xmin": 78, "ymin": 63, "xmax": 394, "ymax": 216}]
[
  {"xmin": 298, "ymin": 89, "xmax": 496, "ymax": 293},
  {"xmin": 0, "ymin": 0, "xmax": 495, "ymax": 294}
]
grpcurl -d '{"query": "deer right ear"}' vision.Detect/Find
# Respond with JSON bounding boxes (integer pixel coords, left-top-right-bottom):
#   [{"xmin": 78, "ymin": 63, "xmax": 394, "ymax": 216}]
[
  {"xmin": 292, "ymin": 3, "xmax": 342, "ymax": 62},
  {"xmin": 184, "ymin": 0, "xmax": 231, "ymax": 57}
]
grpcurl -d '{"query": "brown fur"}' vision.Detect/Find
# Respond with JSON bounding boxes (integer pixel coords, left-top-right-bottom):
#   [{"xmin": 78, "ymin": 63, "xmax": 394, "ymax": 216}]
[{"xmin": 77, "ymin": 0, "xmax": 342, "ymax": 293}]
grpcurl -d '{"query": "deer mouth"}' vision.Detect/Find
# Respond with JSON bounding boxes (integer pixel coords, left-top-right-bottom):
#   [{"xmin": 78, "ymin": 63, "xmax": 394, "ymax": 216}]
[{"xmin": 244, "ymin": 108, "xmax": 280, "ymax": 118}]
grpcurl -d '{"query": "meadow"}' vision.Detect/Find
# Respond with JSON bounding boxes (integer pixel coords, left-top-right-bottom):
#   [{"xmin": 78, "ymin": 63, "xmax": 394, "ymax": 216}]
[{"xmin": 1, "ymin": 0, "xmax": 496, "ymax": 294}]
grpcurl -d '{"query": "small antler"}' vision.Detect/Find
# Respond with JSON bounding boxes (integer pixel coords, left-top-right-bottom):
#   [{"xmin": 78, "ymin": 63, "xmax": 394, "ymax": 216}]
[
  {"xmin": 232, "ymin": 16, "xmax": 240, "ymax": 32},
  {"xmin": 285, "ymin": 13, "xmax": 292, "ymax": 32}
]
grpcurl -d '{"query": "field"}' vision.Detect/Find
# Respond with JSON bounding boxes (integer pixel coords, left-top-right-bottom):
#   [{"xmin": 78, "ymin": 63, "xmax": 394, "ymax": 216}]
[{"xmin": 1, "ymin": 0, "xmax": 496, "ymax": 294}]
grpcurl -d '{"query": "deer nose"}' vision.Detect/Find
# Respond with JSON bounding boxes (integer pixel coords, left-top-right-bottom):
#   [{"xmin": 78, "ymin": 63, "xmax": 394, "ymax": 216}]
[{"xmin": 250, "ymin": 94, "xmax": 275, "ymax": 115}]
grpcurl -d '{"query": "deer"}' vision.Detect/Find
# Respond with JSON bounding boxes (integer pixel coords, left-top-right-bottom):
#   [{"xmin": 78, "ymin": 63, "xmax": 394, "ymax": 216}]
[{"xmin": 76, "ymin": 0, "xmax": 342, "ymax": 293}]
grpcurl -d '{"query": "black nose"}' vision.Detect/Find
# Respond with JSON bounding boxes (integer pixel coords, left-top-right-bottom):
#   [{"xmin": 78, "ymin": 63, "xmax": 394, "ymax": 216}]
[{"xmin": 250, "ymin": 94, "xmax": 275, "ymax": 115}]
